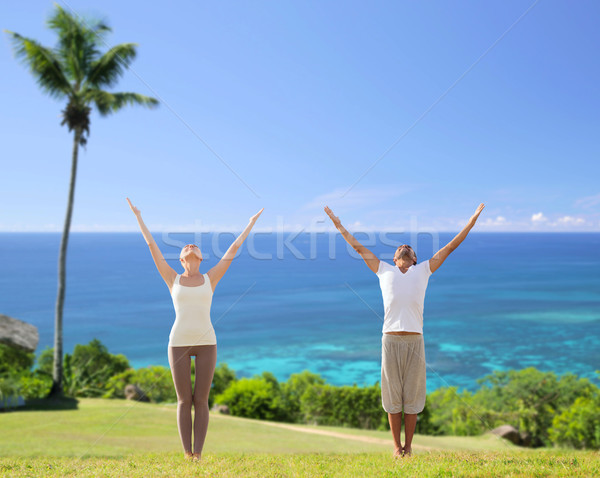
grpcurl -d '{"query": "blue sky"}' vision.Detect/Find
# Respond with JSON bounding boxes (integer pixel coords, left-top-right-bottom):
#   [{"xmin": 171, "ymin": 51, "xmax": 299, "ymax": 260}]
[{"xmin": 1, "ymin": 0, "xmax": 599, "ymax": 232}]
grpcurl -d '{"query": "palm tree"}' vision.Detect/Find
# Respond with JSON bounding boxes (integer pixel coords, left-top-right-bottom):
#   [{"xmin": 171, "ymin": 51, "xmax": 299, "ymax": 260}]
[{"xmin": 6, "ymin": 5, "xmax": 159, "ymax": 397}]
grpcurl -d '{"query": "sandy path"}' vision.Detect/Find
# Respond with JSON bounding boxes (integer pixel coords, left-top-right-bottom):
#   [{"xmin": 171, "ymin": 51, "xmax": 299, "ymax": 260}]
[{"xmin": 212, "ymin": 412, "xmax": 432, "ymax": 451}]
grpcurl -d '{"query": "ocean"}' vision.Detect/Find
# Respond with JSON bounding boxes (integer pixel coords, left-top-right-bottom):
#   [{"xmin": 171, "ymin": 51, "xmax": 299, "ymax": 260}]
[{"xmin": 1, "ymin": 232, "xmax": 599, "ymax": 392}]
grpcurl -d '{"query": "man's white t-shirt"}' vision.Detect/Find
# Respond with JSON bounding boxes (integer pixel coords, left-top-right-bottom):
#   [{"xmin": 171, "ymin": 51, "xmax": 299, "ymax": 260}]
[{"xmin": 376, "ymin": 260, "xmax": 432, "ymax": 334}]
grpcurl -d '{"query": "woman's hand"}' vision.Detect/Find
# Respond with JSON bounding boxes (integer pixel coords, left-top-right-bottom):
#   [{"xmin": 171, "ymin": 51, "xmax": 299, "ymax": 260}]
[
  {"xmin": 249, "ymin": 208, "xmax": 264, "ymax": 224},
  {"xmin": 469, "ymin": 203, "xmax": 485, "ymax": 225},
  {"xmin": 126, "ymin": 197, "xmax": 141, "ymax": 217},
  {"xmin": 209, "ymin": 208, "xmax": 264, "ymax": 291},
  {"xmin": 324, "ymin": 206, "xmax": 341, "ymax": 228}
]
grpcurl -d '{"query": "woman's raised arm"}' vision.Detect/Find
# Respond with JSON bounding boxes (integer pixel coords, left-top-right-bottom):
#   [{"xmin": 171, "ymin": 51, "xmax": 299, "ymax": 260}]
[
  {"xmin": 324, "ymin": 206, "xmax": 380, "ymax": 273},
  {"xmin": 127, "ymin": 198, "xmax": 177, "ymax": 289},
  {"xmin": 207, "ymin": 208, "xmax": 264, "ymax": 290}
]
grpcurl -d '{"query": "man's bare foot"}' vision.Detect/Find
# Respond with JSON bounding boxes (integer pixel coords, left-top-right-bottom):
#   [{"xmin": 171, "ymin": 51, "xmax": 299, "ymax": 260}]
[
  {"xmin": 402, "ymin": 446, "xmax": 412, "ymax": 457},
  {"xmin": 192, "ymin": 453, "xmax": 201, "ymax": 462},
  {"xmin": 184, "ymin": 452, "xmax": 193, "ymax": 460},
  {"xmin": 393, "ymin": 447, "xmax": 403, "ymax": 459}
]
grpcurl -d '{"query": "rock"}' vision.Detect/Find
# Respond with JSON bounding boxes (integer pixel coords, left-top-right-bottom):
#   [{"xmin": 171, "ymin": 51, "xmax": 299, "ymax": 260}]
[
  {"xmin": 490, "ymin": 424, "xmax": 522, "ymax": 445},
  {"xmin": 124, "ymin": 384, "xmax": 149, "ymax": 402},
  {"xmin": 519, "ymin": 431, "xmax": 532, "ymax": 447},
  {"xmin": 0, "ymin": 314, "xmax": 39, "ymax": 352},
  {"xmin": 211, "ymin": 404, "xmax": 230, "ymax": 415}
]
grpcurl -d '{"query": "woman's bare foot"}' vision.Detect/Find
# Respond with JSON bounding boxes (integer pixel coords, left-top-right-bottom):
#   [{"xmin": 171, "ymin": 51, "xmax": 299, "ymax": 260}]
[
  {"xmin": 402, "ymin": 446, "xmax": 412, "ymax": 457},
  {"xmin": 393, "ymin": 447, "xmax": 403, "ymax": 459},
  {"xmin": 184, "ymin": 451, "xmax": 193, "ymax": 460},
  {"xmin": 192, "ymin": 453, "xmax": 201, "ymax": 462}
]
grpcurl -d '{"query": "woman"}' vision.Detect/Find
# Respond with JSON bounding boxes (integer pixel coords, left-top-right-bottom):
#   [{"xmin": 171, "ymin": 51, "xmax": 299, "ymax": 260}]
[
  {"xmin": 325, "ymin": 203, "xmax": 484, "ymax": 458},
  {"xmin": 127, "ymin": 198, "xmax": 263, "ymax": 461}
]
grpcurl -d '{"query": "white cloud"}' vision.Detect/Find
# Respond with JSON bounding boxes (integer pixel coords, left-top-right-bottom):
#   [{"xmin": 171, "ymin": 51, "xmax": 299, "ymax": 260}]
[
  {"xmin": 481, "ymin": 216, "xmax": 509, "ymax": 227},
  {"xmin": 575, "ymin": 193, "xmax": 600, "ymax": 209},
  {"xmin": 301, "ymin": 186, "xmax": 409, "ymax": 211},
  {"xmin": 531, "ymin": 212, "xmax": 548, "ymax": 223},
  {"xmin": 555, "ymin": 216, "xmax": 585, "ymax": 226}
]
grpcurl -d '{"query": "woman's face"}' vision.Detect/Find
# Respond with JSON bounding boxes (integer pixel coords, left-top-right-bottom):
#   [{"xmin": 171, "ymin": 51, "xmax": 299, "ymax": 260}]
[{"xmin": 180, "ymin": 244, "xmax": 203, "ymax": 262}]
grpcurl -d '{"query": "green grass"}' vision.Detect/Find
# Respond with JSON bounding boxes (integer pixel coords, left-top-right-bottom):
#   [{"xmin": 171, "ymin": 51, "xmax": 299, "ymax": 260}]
[
  {"xmin": 2, "ymin": 451, "xmax": 599, "ymax": 477},
  {"xmin": 1, "ymin": 398, "xmax": 598, "ymax": 477}
]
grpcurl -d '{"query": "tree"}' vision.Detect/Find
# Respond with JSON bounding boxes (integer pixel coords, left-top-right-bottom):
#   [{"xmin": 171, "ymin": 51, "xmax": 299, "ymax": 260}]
[{"xmin": 6, "ymin": 6, "xmax": 158, "ymax": 397}]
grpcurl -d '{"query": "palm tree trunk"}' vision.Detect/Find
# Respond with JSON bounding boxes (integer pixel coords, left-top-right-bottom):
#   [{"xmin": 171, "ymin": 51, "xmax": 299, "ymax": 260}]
[{"xmin": 48, "ymin": 127, "xmax": 82, "ymax": 398}]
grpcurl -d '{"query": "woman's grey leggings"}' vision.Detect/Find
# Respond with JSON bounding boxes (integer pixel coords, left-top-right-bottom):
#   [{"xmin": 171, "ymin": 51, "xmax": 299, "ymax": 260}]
[{"xmin": 168, "ymin": 345, "xmax": 217, "ymax": 455}]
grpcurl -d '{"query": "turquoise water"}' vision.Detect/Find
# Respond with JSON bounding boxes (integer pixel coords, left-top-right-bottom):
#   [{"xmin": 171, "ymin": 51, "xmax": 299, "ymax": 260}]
[{"xmin": 1, "ymin": 232, "xmax": 599, "ymax": 391}]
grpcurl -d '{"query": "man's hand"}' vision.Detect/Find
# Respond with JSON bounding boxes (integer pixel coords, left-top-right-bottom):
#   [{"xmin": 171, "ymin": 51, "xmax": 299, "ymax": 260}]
[
  {"xmin": 324, "ymin": 206, "xmax": 341, "ymax": 228},
  {"xmin": 249, "ymin": 208, "xmax": 264, "ymax": 224},
  {"xmin": 126, "ymin": 197, "xmax": 141, "ymax": 217}
]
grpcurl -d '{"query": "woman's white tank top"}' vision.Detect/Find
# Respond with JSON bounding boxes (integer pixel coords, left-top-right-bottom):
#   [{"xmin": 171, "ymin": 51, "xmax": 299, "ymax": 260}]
[{"xmin": 168, "ymin": 273, "xmax": 216, "ymax": 347}]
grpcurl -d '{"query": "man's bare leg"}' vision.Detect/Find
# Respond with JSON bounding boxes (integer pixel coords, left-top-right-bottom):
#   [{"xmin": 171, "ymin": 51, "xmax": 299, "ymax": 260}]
[
  {"xmin": 403, "ymin": 413, "xmax": 418, "ymax": 456},
  {"xmin": 388, "ymin": 412, "xmax": 403, "ymax": 457}
]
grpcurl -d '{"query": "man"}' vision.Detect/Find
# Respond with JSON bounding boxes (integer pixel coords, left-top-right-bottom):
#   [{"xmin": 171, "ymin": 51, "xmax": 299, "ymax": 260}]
[{"xmin": 325, "ymin": 203, "xmax": 485, "ymax": 457}]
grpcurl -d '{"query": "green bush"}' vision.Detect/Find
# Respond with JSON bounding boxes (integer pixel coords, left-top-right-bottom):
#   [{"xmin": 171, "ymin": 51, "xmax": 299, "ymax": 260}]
[
  {"xmin": 35, "ymin": 347, "xmax": 54, "ymax": 376},
  {"xmin": 0, "ymin": 344, "xmax": 50, "ymax": 403},
  {"xmin": 301, "ymin": 383, "xmax": 388, "ymax": 430},
  {"xmin": 63, "ymin": 339, "xmax": 130, "ymax": 397},
  {"xmin": 418, "ymin": 368, "xmax": 600, "ymax": 448},
  {"xmin": 473, "ymin": 368, "xmax": 597, "ymax": 446},
  {"xmin": 549, "ymin": 395, "xmax": 600, "ymax": 449},
  {"xmin": 418, "ymin": 387, "xmax": 484, "ymax": 436},
  {"xmin": 0, "ymin": 374, "xmax": 21, "ymax": 404},
  {"xmin": 19, "ymin": 372, "xmax": 52, "ymax": 400},
  {"xmin": 281, "ymin": 370, "xmax": 325, "ymax": 423},
  {"xmin": 0, "ymin": 344, "xmax": 34, "ymax": 374},
  {"xmin": 210, "ymin": 363, "xmax": 237, "ymax": 408},
  {"xmin": 215, "ymin": 372, "xmax": 290, "ymax": 421},
  {"xmin": 104, "ymin": 366, "xmax": 176, "ymax": 403}
]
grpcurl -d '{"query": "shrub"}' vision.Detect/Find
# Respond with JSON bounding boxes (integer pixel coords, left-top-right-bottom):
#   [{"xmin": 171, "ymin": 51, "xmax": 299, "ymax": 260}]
[
  {"xmin": 0, "ymin": 373, "xmax": 21, "ymax": 405},
  {"xmin": 63, "ymin": 339, "xmax": 130, "ymax": 397},
  {"xmin": 301, "ymin": 383, "xmax": 388, "ymax": 430},
  {"xmin": 19, "ymin": 372, "xmax": 52, "ymax": 399},
  {"xmin": 472, "ymin": 368, "xmax": 597, "ymax": 446},
  {"xmin": 35, "ymin": 347, "xmax": 54, "ymax": 376},
  {"xmin": 549, "ymin": 395, "xmax": 600, "ymax": 449},
  {"xmin": 419, "ymin": 387, "xmax": 480, "ymax": 436},
  {"xmin": 210, "ymin": 363, "xmax": 237, "ymax": 408},
  {"xmin": 0, "ymin": 344, "xmax": 34, "ymax": 374},
  {"xmin": 281, "ymin": 370, "xmax": 325, "ymax": 423},
  {"xmin": 216, "ymin": 372, "xmax": 290, "ymax": 421},
  {"xmin": 104, "ymin": 366, "xmax": 176, "ymax": 403},
  {"xmin": 0, "ymin": 345, "xmax": 49, "ymax": 403},
  {"xmin": 418, "ymin": 368, "xmax": 600, "ymax": 447}
]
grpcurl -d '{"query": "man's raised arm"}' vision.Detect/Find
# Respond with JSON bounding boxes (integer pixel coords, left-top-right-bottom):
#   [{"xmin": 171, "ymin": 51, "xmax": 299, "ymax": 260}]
[
  {"xmin": 429, "ymin": 203, "xmax": 485, "ymax": 274},
  {"xmin": 325, "ymin": 206, "xmax": 380, "ymax": 273}
]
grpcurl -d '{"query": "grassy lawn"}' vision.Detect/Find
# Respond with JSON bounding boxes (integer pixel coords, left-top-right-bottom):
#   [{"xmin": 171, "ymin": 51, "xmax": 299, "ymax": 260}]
[
  {"xmin": 2, "ymin": 451, "xmax": 599, "ymax": 477},
  {"xmin": 0, "ymin": 398, "xmax": 391, "ymax": 457},
  {"xmin": 1, "ymin": 398, "xmax": 598, "ymax": 477}
]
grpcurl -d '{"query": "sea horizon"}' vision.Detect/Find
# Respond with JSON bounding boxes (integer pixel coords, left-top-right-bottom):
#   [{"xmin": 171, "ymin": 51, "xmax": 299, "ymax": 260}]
[{"xmin": 1, "ymin": 232, "xmax": 599, "ymax": 392}]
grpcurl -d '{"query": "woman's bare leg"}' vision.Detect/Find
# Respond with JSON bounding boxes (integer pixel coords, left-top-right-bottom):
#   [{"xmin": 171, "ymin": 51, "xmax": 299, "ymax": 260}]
[
  {"xmin": 192, "ymin": 345, "xmax": 217, "ymax": 458},
  {"xmin": 168, "ymin": 346, "xmax": 193, "ymax": 455}
]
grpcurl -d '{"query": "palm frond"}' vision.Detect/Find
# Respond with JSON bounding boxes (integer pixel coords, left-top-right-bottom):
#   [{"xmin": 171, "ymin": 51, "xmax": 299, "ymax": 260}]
[
  {"xmin": 85, "ymin": 43, "xmax": 138, "ymax": 89},
  {"xmin": 47, "ymin": 5, "xmax": 108, "ymax": 86},
  {"xmin": 86, "ymin": 90, "xmax": 159, "ymax": 116},
  {"xmin": 48, "ymin": 4, "xmax": 110, "ymax": 34},
  {"xmin": 5, "ymin": 31, "xmax": 72, "ymax": 99}
]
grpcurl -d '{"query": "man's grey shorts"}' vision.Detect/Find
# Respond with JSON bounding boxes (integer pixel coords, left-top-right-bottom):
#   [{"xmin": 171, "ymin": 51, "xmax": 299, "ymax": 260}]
[{"xmin": 381, "ymin": 334, "xmax": 426, "ymax": 414}]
